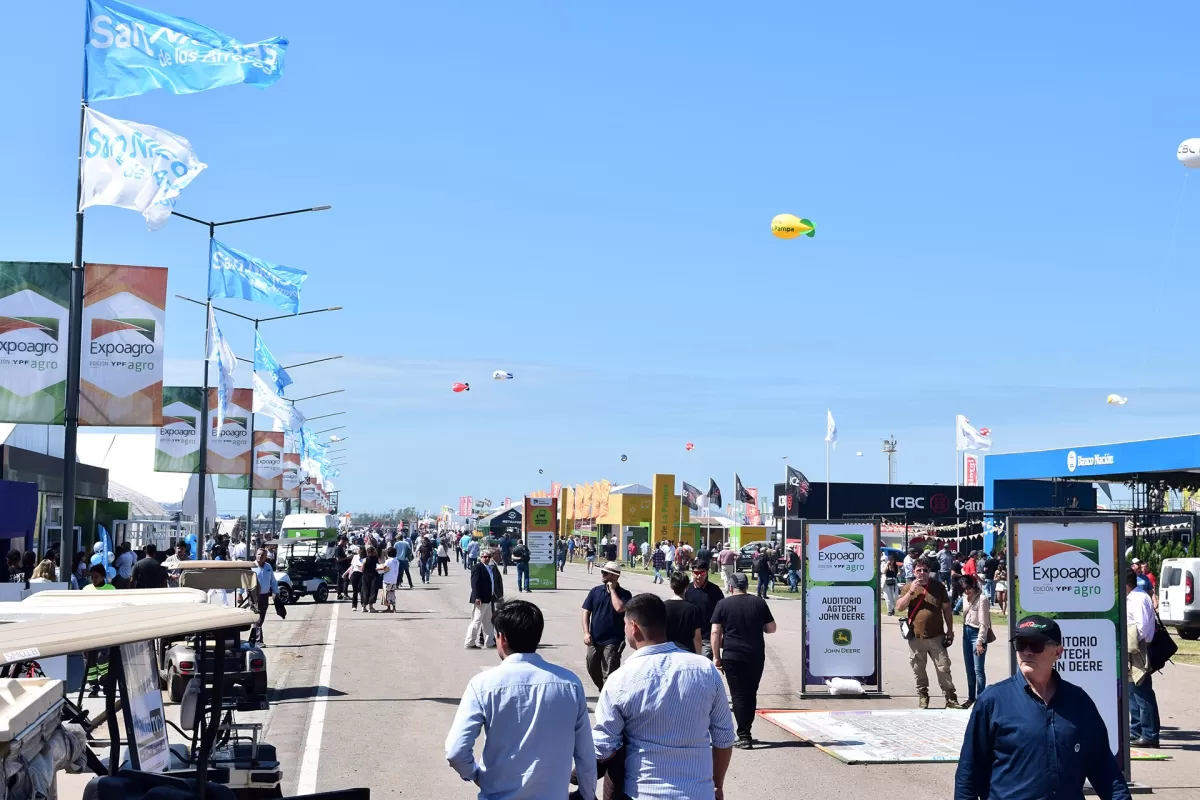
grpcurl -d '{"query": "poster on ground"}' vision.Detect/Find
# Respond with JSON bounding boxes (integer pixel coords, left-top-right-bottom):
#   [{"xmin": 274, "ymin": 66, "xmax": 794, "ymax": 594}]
[
  {"xmin": 524, "ymin": 496, "xmax": 557, "ymax": 590},
  {"xmin": 253, "ymin": 431, "xmax": 284, "ymax": 490},
  {"xmin": 206, "ymin": 387, "xmax": 251, "ymax": 474},
  {"xmin": 154, "ymin": 386, "xmax": 202, "ymax": 472},
  {"xmin": 80, "ymin": 263, "xmax": 166, "ymax": 426},
  {"xmin": 801, "ymin": 520, "xmax": 881, "ymax": 694},
  {"xmin": 0, "ymin": 262, "xmax": 71, "ymax": 423},
  {"xmin": 1009, "ymin": 518, "xmax": 1126, "ymax": 765}
]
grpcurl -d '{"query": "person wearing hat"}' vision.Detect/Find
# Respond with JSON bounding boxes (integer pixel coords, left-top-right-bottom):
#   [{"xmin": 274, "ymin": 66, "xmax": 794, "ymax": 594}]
[
  {"xmin": 1131, "ymin": 559, "xmax": 1158, "ymax": 610},
  {"xmin": 955, "ymin": 615, "xmax": 1130, "ymax": 800},
  {"xmin": 581, "ymin": 561, "xmax": 632, "ymax": 689}
]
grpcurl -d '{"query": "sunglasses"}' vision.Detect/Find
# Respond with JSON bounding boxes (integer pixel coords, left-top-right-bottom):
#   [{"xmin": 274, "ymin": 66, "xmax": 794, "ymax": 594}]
[{"xmin": 1012, "ymin": 639, "xmax": 1048, "ymax": 654}]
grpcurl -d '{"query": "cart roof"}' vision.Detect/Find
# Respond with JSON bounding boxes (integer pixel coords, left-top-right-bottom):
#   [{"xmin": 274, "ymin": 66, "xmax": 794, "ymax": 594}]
[
  {"xmin": 176, "ymin": 560, "xmax": 257, "ymax": 570},
  {"xmin": 0, "ymin": 606, "xmax": 258, "ymax": 666},
  {"xmin": 19, "ymin": 588, "xmax": 208, "ymax": 607},
  {"xmin": 175, "ymin": 561, "xmax": 258, "ymax": 591}
]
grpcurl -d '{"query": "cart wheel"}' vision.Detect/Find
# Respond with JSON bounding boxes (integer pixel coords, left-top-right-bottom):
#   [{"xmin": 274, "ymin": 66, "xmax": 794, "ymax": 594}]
[
  {"xmin": 168, "ymin": 667, "xmax": 186, "ymax": 704},
  {"xmin": 314, "ymin": 583, "xmax": 329, "ymax": 603},
  {"xmin": 277, "ymin": 585, "xmax": 292, "ymax": 606}
]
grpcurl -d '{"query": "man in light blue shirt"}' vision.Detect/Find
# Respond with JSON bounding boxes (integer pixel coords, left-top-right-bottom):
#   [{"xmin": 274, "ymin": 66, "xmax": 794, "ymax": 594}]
[
  {"xmin": 593, "ymin": 593, "xmax": 735, "ymax": 800},
  {"xmin": 445, "ymin": 600, "xmax": 596, "ymax": 800},
  {"xmin": 467, "ymin": 537, "xmax": 481, "ymax": 570},
  {"xmin": 252, "ymin": 548, "xmax": 279, "ymax": 646}
]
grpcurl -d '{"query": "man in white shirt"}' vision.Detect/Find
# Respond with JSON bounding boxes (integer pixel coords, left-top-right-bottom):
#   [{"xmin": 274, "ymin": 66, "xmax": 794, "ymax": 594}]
[
  {"xmin": 664, "ymin": 541, "xmax": 676, "ymax": 572},
  {"xmin": 1126, "ymin": 570, "xmax": 1160, "ymax": 747},
  {"xmin": 230, "ymin": 538, "xmax": 248, "ymax": 561},
  {"xmin": 640, "ymin": 539, "xmax": 650, "ymax": 567},
  {"xmin": 593, "ymin": 593, "xmax": 735, "ymax": 800}
]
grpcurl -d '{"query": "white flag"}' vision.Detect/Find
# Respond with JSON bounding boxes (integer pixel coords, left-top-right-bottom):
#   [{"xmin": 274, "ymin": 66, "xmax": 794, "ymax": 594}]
[
  {"xmin": 825, "ymin": 409, "xmax": 838, "ymax": 448},
  {"xmin": 253, "ymin": 371, "xmax": 306, "ymax": 433},
  {"xmin": 80, "ymin": 107, "xmax": 207, "ymax": 231},
  {"xmin": 956, "ymin": 414, "xmax": 992, "ymax": 451},
  {"xmin": 206, "ymin": 305, "xmax": 235, "ymax": 428}
]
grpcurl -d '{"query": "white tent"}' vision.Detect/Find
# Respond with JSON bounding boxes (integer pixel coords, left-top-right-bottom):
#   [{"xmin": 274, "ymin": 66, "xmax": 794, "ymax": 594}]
[{"xmin": 610, "ymin": 483, "xmax": 652, "ymax": 495}]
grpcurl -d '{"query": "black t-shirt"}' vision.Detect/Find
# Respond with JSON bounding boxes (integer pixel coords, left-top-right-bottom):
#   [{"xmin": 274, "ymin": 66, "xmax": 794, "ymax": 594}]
[
  {"xmin": 684, "ymin": 580, "xmax": 725, "ymax": 639},
  {"xmin": 362, "ymin": 555, "xmax": 379, "ymax": 580},
  {"xmin": 711, "ymin": 594, "xmax": 775, "ymax": 662},
  {"xmin": 665, "ymin": 599, "xmax": 703, "ymax": 653},
  {"xmin": 583, "ymin": 583, "xmax": 633, "ymax": 646},
  {"xmin": 604, "ymin": 543, "xmax": 618, "ymax": 561},
  {"xmin": 586, "ymin": 543, "xmax": 597, "ymax": 557},
  {"xmin": 983, "ymin": 557, "xmax": 999, "ymax": 579},
  {"xmin": 131, "ymin": 555, "xmax": 166, "ymax": 589}
]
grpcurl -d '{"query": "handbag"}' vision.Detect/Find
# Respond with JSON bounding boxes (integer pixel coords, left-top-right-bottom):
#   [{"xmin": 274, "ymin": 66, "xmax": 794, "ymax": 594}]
[
  {"xmin": 986, "ymin": 627, "xmax": 997, "ymax": 644},
  {"xmin": 899, "ymin": 589, "xmax": 926, "ymax": 640},
  {"xmin": 1148, "ymin": 612, "xmax": 1178, "ymax": 674}
]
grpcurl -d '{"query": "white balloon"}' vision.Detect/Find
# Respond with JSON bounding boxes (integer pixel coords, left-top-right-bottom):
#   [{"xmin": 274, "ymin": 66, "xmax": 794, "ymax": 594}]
[
  {"xmin": 1106, "ymin": 393, "xmax": 1128, "ymax": 405},
  {"xmin": 1178, "ymin": 139, "xmax": 1200, "ymax": 168},
  {"xmin": 492, "ymin": 370, "xmax": 513, "ymax": 380}
]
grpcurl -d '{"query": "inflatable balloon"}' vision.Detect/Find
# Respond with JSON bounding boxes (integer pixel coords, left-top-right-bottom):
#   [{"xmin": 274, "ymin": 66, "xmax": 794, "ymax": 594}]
[
  {"xmin": 771, "ymin": 214, "xmax": 816, "ymax": 239},
  {"xmin": 620, "ymin": 454, "xmax": 628, "ymax": 462},
  {"xmin": 538, "ymin": 469, "xmax": 544, "ymax": 474},
  {"xmin": 493, "ymin": 371, "xmax": 514, "ymax": 381},
  {"xmin": 685, "ymin": 442, "xmax": 694, "ymax": 452},
  {"xmin": 1106, "ymin": 394, "xmax": 1128, "ymax": 405},
  {"xmin": 1178, "ymin": 139, "xmax": 1200, "ymax": 169},
  {"xmin": 856, "ymin": 451, "xmax": 864, "ymax": 457},
  {"xmin": 452, "ymin": 382, "xmax": 470, "ymax": 393},
  {"xmin": 979, "ymin": 427, "xmax": 990, "ymax": 436}
]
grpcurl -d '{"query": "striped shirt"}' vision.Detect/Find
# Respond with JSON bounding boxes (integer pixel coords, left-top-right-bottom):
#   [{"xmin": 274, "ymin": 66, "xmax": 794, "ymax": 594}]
[{"xmin": 593, "ymin": 642, "xmax": 736, "ymax": 800}]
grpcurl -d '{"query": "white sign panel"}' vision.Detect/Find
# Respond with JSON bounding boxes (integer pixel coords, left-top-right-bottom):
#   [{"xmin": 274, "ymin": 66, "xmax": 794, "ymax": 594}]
[{"xmin": 805, "ymin": 585, "xmax": 876, "ymax": 678}]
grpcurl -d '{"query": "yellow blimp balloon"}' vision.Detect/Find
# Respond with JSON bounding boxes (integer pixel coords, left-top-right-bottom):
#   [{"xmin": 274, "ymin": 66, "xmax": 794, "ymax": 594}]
[{"xmin": 771, "ymin": 214, "xmax": 815, "ymax": 239}]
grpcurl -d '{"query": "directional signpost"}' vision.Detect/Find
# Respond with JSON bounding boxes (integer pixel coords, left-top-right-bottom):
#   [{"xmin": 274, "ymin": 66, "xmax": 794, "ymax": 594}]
[{"xmin": 524, "ymin": 496, "xmax": 558, "ymax": 590}]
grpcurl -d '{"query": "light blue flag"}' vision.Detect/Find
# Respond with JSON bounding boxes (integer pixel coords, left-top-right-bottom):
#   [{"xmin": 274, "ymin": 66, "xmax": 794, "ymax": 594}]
[
  {"xmin": 85, "ymin": 0, "xmax": 287, "ymax": 102},
  {"xmin": 254, "ymin": 331, "xmax": 292, "ymax": 394},
  {"xmin": 209, "ymin": 239, "xmax": 307, "ymax": 315},
  {"xmin": 206, "ymin": 305, "xmax": 236, "ymax": 428}
]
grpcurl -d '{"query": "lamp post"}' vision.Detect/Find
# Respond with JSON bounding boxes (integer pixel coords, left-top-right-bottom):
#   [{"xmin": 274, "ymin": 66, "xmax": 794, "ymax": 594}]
[{"xmin": 134, "ymin": 205, "xmax": 333, "ymax": 558}]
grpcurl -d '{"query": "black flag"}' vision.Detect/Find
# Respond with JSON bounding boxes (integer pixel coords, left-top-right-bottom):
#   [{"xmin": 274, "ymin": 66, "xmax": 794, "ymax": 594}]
[
  {"xmin": 735, "ymin": 474, "xmax": 754, "ymax": 505},
  {"xmin": 682, "ymin": 481, "xmax": 702, "ymax": 511},
  {"xmin": 707, "ymin": 478, "xmax": 722, "ymax": 509},
  {"xmin": 786, "ymin": 465, "xmax": 811, "ymax": 508}
]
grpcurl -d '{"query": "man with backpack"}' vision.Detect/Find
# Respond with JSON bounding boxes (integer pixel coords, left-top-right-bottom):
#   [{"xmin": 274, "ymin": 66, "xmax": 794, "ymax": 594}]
[{"xmin": 512, "ymin": 537, "xmax": 531, "ymax": 592}]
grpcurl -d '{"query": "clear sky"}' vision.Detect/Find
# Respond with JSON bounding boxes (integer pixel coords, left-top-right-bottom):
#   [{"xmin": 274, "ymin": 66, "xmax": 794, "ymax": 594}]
[{"xmin": 4, "ymin": 2, "xmax": 1200, "ymax": 515}]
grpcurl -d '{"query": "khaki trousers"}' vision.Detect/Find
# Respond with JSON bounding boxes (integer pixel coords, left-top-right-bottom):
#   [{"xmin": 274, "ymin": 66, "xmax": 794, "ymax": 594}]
[{"xmin": 908, "ymin": 635, "xmax": 957, "ymax": 697}]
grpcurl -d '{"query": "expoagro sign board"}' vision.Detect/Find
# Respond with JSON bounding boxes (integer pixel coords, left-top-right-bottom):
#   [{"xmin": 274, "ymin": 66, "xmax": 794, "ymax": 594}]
[
  {"xmin": 524, "ymin": 496, "xmax": 558, "ymax": 590},
  {"xmin": 0, "ymin": 262, "xmax": 70, "ymax": 424},
  {"xmin": 154, "ymin": 386, "xmax": 202, "ymax": 472},
  {"xmin": 801, "ymin": 521, "xmax": 882, "ymax": 694},
  {"xmin": 1009, "ymin": 518, "xmax": 1127, "ymax": 767}
]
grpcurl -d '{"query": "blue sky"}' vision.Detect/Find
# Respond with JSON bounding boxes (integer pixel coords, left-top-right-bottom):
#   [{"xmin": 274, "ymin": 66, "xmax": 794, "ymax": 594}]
[{"xmin": 4, "ymin": 2, "xmax": 1200, "ymax": 514}]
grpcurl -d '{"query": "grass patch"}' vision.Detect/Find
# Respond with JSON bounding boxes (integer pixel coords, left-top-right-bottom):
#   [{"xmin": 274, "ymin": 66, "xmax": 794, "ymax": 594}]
[{"xmin": 1170, "ymin": 633, "xmax": 1200, "ymax": 665}]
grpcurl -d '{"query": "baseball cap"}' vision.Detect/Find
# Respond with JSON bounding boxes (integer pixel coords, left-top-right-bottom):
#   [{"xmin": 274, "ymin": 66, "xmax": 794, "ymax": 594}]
[
  {"xmin": 731, "ymin": 573, "xmax": 749, "ymax": 591},
  {"xmin": 1131, "ymin": 558, "xmax": 1142, "ymax": 565},
  {"xmin": 1012, "ymin": 615, "xmax": 1062, "ymax": 645}
]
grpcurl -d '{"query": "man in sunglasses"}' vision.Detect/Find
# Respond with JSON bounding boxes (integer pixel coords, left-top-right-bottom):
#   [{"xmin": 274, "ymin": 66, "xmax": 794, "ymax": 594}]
[
  {"xmin": 955, "ymin": 615, "xmax": 1130, "ymax": 800},
  {"xmin": 685, "ymin": 564, "xmax": 726, "ymax": 659},
  {"xmin": 896, "ymin": 562, "xmax": 961, "ymax": 709}
]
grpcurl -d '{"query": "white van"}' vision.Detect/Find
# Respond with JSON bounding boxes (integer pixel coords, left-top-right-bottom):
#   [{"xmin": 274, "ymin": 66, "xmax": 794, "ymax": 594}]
[{"xmin": 1159, "ymin": 558, "xmax": 1200, "ymax": 640}]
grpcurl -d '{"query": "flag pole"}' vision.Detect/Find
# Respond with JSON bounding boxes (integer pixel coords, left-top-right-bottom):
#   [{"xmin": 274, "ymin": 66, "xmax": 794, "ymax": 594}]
[
  {"xmin": 246, "ymin": 320, "xmax": 259, "ymax": 537},
  {"xmin": 678, "ymin": 483, "xmax": 684, "ymax": 553},
  {"xmin": 59, "ymin": 51, "xmax": 89, "ymax": 582},
  {"xmin": 825, "ymin": 440, "xmax": 831, "ymax": 519},
  {"xmin": 782, "ymin": 458, "xmax": 788, "ymax": 549}
]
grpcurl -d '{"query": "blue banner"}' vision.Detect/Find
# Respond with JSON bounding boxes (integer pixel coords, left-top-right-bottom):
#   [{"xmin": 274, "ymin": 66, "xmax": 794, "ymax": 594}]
[
  {"xmin": 254, "ymin": 331, "xmax": 292, "ymax": 394},
  {"xmin": 209, "ymin": 239, "xmax": 307, "ymax": 315},
  {"xmin": 85, "ymin": 0, "xmax": 287, "ymax": 102}
]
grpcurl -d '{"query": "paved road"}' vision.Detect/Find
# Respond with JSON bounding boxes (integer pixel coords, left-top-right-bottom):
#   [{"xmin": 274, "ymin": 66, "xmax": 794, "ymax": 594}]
[{"xmin": 249, "ymin": 559, "xmax": 1200, "ymax": 798}]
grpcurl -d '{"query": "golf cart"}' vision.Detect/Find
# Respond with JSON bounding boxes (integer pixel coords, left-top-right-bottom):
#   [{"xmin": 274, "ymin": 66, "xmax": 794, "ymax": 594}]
[
  {"xmin": 165, "ymin": 562, "xmax": 268, "ymax": 705},
  {"xmin": 266, "ymin": 538, "xmax": 336, "ymax": 605}
]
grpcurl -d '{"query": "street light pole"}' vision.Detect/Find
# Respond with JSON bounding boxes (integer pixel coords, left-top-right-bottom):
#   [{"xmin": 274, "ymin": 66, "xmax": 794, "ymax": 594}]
[{"xmin": 167, "ymin": 204, "xmax": 331, "ymax": 546}]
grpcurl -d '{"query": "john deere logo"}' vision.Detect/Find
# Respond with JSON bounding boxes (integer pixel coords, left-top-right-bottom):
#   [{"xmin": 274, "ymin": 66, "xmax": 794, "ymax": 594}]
[
  {"xmin": 833, "ymin": 628, "xmax": 852, "ymax": 646},
  {"xmin": 0, "ymin": 316, "xmax": 60, "ymax": 340},
  {"xmin": 162, "ymin": 415, "xmax": 196, "ymax": 430}
]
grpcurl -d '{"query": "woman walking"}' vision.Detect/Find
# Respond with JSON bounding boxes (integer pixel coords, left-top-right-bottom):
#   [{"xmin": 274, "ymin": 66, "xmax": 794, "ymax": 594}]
[
  {"xmin": 993, "ymin": 565, "xmax": 1008, "ymax": 615},
  {"xmin": 957, "ymin": 575, "xmax": 991, "ymax": 708},
  {"xmin": 345, "ymin": 547, "xmax": 365, "ymax": 611},
  {"xmin": 361, "ymin": 546, "xmax": 380, "ymax": 613},
  {"xmin": 882, "ymin": 555, "xmax": 900, "ymax": 615},
  {"xmin": 585, "ymin": 539, "xmax": 597, "ymax": 573}
]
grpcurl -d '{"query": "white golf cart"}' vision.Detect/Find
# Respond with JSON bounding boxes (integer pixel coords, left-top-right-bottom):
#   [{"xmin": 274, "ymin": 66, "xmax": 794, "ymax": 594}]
[{"xmin": 267, "ymin": 520, "xmax": 339, "ymax": 605}]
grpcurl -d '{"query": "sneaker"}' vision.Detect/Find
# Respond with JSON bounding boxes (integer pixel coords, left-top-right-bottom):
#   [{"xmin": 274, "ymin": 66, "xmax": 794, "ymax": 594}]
[
  {"xmin": 961, "ymin": 699, "xmax": 975, "ymax": 709},
  {"xmin": 732, "ymin": 738, "xmax": 752, "ymax": 750},
  {"xmin": 1131, "ymin": 737, "xmax": 1160, "ymax": 748},
  {"xmin": 918, "ymin": 694, "xmax": 930, "ymax": 710},
  {"xmin": 464, "ymin": 644, "xmax": 480, "ymax": 650},
  {"xmin": 945, "ymin": 698, "xmax": 963, "ymax": 710}
]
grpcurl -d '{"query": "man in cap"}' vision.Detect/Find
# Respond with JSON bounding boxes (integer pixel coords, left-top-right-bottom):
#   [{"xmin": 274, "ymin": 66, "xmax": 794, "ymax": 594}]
[
  {"xmin": 955, "ymin": 615, "xmax": 1130, "ymax": 800},
  {"xmin": 581, "ymin": 561, "xmax": 632, "ymax": 689}
]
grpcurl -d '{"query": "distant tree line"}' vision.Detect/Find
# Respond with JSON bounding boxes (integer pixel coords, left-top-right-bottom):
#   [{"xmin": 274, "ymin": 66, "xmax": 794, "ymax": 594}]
[{"xmin": 349, "ymin": 507, "xmax": 419, "ymax": 525}]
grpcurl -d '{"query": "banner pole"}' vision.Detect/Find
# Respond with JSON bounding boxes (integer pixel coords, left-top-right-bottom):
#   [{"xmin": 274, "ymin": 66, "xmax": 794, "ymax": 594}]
[
  {"xmin": 247, "ymin": 320, "xmax": 258, "ymax": 538},
  {"xmin": 59, "ymin": 56, "xmax": 88, "ymax": 581},
  {"xmin": 825, "ymin": 441, "xmax": 831, "ymax": 519},
  {"xmin": 782, "ymin": 458, "xmax": 788, "ymax": 549},
  {"xmin": 196, "ymin": 227, "xmax": 214, "ymax": 546}
]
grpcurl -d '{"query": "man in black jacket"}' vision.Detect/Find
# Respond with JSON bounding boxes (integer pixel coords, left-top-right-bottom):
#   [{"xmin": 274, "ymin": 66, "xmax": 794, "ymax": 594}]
[{"xmin": 465, "ymin": 550, "xmax": 499, "ymax": 649}]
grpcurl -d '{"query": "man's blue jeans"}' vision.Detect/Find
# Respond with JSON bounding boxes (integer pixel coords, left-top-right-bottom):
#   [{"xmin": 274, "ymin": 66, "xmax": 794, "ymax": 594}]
[
  {"xmin": 962, "ymin": 625, "xmax": 988, "ymax": 703},
  {"xmin": 984, "ymin": 579, "xmax": 996, "ymax": 602},
  {"xmin": 652, "ymin": 567, "xmax": 663, "ymax": 584},
  {"xmin": 1130, "ymin": 674, "xmax": 1160, "ymax": 742},
  {"xmin": 788, "ymin": 569, "xmax": 799, "ymax": 592},
  {"xmin": 939, "ymin": 571, "xmax": 951, "ymax": 587},
  {"xmin": 516, "ymin": 561, "xmax": 530, "ymax": 591}
]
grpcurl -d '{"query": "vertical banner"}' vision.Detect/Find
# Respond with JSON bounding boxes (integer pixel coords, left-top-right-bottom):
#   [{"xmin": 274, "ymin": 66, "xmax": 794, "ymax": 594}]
[
  {"xmin": 801, "ymin": 520, "xmax": 882, "ymax": 696},
  {"xmin": 0, "ymin": 262, "xmax": 71, "ymax": 423},
  {"xmin": 651, "ymin": 474, "xmax": 677, "ymax": 544},
  {"xmin": 281, "ymin": 453, "xmax": 301, "ymax": 499},
  {"xmin": 524, "ymin": 496, "xmax": 558, "ymax": 590},
  {"xmin": 206, "ymin": 387, "xmax": 252, "ymax": 474},
  {"xmin": 458, "ymin": 496, "xmax": 471, "ymax": 517},
  {"xmin": 253, "ymin": 431, "xmax": 285, "ymax": 490},
  {"xmin": 963, "ymin": 452, "xmax": 981, "ymax": 487},
  {"xmin": 218, "ymin": 474, "xmax": 249, "ymax": 490},
  {"xmin": 746, "ymin": 488, "xmax": 761, "ymax": 525},
  {"xmin": 1009, "ymin": 518, "xmax": 1126, "ymax": 768},
  {"xmin": 300, "ymin": 479, "xmax": 319, "ymax": 510},
  {"xmin": 80, "ymin": 263, "xmax": 166, "ymax": 426},
  {"xmin": 154, "ymin": 386, "xmax": 202, "ymax": 472},
  {"xmin": 558, "ymin": 486, "xmax": 570, "ymax": 540}
]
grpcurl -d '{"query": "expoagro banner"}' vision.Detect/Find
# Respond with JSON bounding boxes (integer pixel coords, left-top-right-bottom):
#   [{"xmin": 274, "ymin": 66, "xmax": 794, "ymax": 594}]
[
  {"xmin": 1009, "ymin": 518, "xmax": 1125, "ymax": 761},
  {"xmin": 206, "ymin": 387, "xmax": 251, "ymax": 474},
  {"xmin": 218, "ymin": 474, "xmax": 249, "ymax": 490},
  {"xmin": 80, "ymin": 264, "xmax": 166, "ymax": 426},
  {"xmin": 0, "ymin": 262, "xmax": 71, "ymax": 424},
  {"xmin": 801, "ymin": 521, "xmax": 882, "ymax": 694},
  {"xmin": 154, "ymin": 386, "xmax": 203, "ymax": 472},
  {"xmin": 253, "ymin": 431, "xmax": 285, "ymax": 490},
  {"xmin": 281, "ymin": 453, "xmax": 301, "ymax": 499},
  {"xmin": 524, "ymin": 496, "xmax": 558, "ymax": 590}
]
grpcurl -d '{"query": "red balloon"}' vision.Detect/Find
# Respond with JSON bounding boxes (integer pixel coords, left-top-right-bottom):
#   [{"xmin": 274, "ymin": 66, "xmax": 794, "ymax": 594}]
[
  {"xmin": 979, "ymin": 427, "xmax": 990, "ymax": 437},
  {"xmin": 452, "ymin": 382, "xmax": 469, "ymax": 393},
  {"xmin": 685, "ymin": 442, "xmax": 694, "ymax": 451}
]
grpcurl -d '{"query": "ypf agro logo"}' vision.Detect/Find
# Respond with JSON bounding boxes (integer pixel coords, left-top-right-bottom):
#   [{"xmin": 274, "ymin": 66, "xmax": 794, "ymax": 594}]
[
  {"xmin": 817, "ymin": 532, "xmax": 866, "ymax": 573},
  {"xmin": 90, "ymin": 317, "xmax": 156, "ymax": 359},
  {"xmin": 0, "ymin": 316, "xmax": 60, "ymax": 357},
  {"xmin": 1031, "ymin": 538, "xmax": 1103, "ymax": 598}
]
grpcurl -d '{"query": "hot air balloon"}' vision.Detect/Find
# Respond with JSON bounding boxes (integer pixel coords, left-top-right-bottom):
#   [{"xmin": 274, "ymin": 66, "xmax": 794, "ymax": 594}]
[
  {"xmin": 1179, "ymin": 139, "xmax": 1200, "ymax": 168},
  {"xmin": 493, "ymin": 370, "xmax": 514, "ymax": 380},
  {"xmin": 771, "ymin": 213, "xmax": 816, "ymax": 239},
  {"xmin": 452, "ymin": 383, "xmax": 469, "ymax": 393},
  {"xmin": 620, "ymin": 454, "xmax": 628, "ymax": 462},
  {"xmin": 685, "ymin": 442, "xmax": 695, "ymax": 452},
  {"xmin": 1107, "ymin": 394, "xmax": 1128, "ymax": 405}
]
